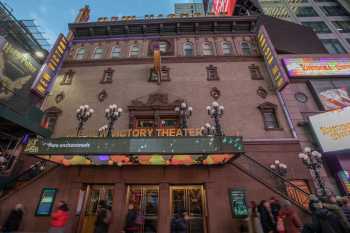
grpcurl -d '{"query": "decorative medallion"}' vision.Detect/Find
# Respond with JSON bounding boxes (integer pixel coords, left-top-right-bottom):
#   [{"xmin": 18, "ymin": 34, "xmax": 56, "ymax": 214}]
[
  {"xmin": 210, "ymin": 87, "xmax": 221, "ymax": 100},
  {"xmin": 55, "ymin": 92, "xmax": 65, "ymax": 104},
  {"xmin": 98, "ymin": 89, "xmax": 108, "ymax": 102},
  {"xmin": 295, "ymin": 92, "xmax": 308, "ymax": 103},
  {"xmin": 257, "ymin": 86, "xmax": 268, "ymax": 99}
]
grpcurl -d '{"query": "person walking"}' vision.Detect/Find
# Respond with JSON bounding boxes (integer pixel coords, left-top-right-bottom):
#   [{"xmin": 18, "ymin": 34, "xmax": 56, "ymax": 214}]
[
  {"xmin": 1, "ymin": 203, "xmax": 24, "ymax": 233},
  {"xmin": 94, "ymin": 200, "xmax": 111, "ymax": 233},
  {"xmin": 48, "ymin": 201, "xmax": 69, "ymax": 233},
  {"xmin": 124, "ymin": 204, "xmax": 138, "ymax": 233},
  {"xmin": 323, "ymin": 195, "xmax": 350, "ymax": 233},
  {"xmin": 270, "ymin": 197, "xmax": 281, "ymax": 223},
  {"xmin": 341, "ymin": 197, "xmax": 350, "ymax": 223},
  {"xmin": 279, "ymin": 200, "xmax": 302, "ymax": 233},
  {"xmin": 171, "ymin": 211, "xmax": 188, "ymax": 233},
  {"xmin": 248, "ymin": 201, "xmax": 264, "ymax": 233},
  {"xmin": 258, "ymin": 200, "xmax": 275, "ymax": 233}
]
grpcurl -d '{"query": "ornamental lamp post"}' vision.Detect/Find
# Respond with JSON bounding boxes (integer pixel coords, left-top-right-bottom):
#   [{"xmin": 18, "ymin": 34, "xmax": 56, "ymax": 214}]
[
  {"xmin": 269, "ymin": 160, "xmax": 288, "ymax": 194},
  {"xmin": 206, "ymin": 101, "xmax": 224, "ymax": 136},
  {"xmin": 298, "ymin": 147, "xmax": 327, "ymax": 198},
  {"xmin": 201, "ymin": 123, "xmax": 216, "ymax": 136},
  {"xmin": 105, "ymin": 104, "xmax": 123, "ymax": 137},
  {"xmin": 174, "ymin": 102, "xmax": 192, "ymax": 130},
  {"xmin": 98, "ymin": 125, "xmax": 108, "ymax": 137},
  {"xmin": 76, "ymin": 105, "xmax": 94, "ymax": 136}
]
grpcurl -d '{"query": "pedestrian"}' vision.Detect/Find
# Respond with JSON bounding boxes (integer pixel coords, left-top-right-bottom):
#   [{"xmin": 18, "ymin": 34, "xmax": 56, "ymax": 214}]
[
  {"xmin": 323, "ymin": 195, "xmax": 350, "ymax": 232},
  {"xmin": 341, "ymin": 197, "xmax": 350, "ymax": 223},
  {"xmin": 1, "ymin": 203, "xmax": 24, "ymax": 233},
  {"xmin": 258, "ymin": 200, "xmax": 275, "ymax": 233},
  {"xmin": 94, "ymin": 200, "xmax": 111, "ymax": 233},
  {"xmin": 270, "ymin": 197, "xmax": 281, "ymax": 222},
  {"xmin": 171, "ymin": 211, "xmax": 188, "ymax": 233},
  {"xmin": 124, "ymin": 204, "xmax": 138, "ymax": 233},
  {"xmin": 48, "ymin": 201, "xmax": 69, "ymax": 233},
  {"xmin": 279, "ymin": 200, "xmax": 302, "ymax": 233},
  {"xmin": 248, "ymin": 201, "xmax": 264, "ymax": 233}
]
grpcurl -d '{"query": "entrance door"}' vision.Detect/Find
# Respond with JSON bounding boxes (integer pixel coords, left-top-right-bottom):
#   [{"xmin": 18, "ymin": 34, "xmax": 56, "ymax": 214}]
[
  {"xmin": 170, "ymin": 185, "xmax": 207, "ymax": 233},
  {"xmin": 79, "ymin": 185, "xmax": 114, "ymax": 233},
  {"xmin": 126, "ymin": 185, "xmax": 159, "ymax": 233}
]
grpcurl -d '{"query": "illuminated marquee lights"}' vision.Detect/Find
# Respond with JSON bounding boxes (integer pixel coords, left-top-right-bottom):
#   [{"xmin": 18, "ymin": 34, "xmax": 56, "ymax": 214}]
[{"xmin": 31, "ymin": 34, "xmax": 68, "ymax": 97}]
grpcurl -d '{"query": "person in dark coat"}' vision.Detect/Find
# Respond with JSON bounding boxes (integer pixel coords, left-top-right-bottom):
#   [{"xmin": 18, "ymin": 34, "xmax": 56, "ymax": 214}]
[
  {"xmin": 270, "ymin": 197, "xmax": 281, "ymax": 223},
  {"xmin": 1, "ymin": 204, "xmax": 24, "ymax": 233},
  {"xmin": 323, "ymin": 195, "xmax": 350, "ymax": 233},
  {"xmin": 258, "ymin": 200, "xmax": 275, "ymax": 233},
  {"xmin": 94, "ymin": 200, "xmax": 111, "ymax": 233},
  {"xmin": 124, "ymin": 204, "xmax": 138, "ymax": 233},
  {"xmin": 171, "ymin": 211, "xmax": 188, "ymax": 233}
]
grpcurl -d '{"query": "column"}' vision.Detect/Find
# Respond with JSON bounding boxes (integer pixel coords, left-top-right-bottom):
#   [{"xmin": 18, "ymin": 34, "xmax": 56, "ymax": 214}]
[
  {"xmin": 109, "ymin": 182, "xmax": 126, "ymax": 233},
  {"xmin": 157, "ymin": 183, "xmax": 170, "ymax": 233}
]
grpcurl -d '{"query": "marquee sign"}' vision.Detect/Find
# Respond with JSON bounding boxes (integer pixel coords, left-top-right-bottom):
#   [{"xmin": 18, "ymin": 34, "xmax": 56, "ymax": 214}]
[
  {"xmin": 283, "ymin": 57, "xmax": 350, "ymax": 77},
  {"xmin": 24, "ymin": 136, "xmax": 244, "ymax": 155},
  {"xmin": 309, "ymin": 107, "xmax": 350, "ymax": 153},
  {"xmin": 31, "ymin": 34, "xmax": 68, "ymax": 97}
]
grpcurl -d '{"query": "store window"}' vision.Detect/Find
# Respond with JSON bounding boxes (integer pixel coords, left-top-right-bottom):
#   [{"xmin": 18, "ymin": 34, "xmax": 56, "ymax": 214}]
[
  {"xmin": 301, "ymin": 21, "xmax": 331, "ymax": 34},
  {"xmin": 222, "ymin": 42, "xmax": 233, "ymax": 55},
  {"xmin": 321, "ymin": 39, "xmax": 347, "ymax": 54},
  {"xmin": 321, "ymin": 5, "xmax": 350, "ymax": 16},
  {"xmin": 129, "ymin": 45, "xmax": 140, "ymax": 57},
  {"xmin": 202, "ymin": 42, "xmax": 214, "ymax": 56},
  {"xmin": 92, "ymin": 47, "xmax": 104, "ymax": 59},
  {"xmin": 332, "ymin": 21, "xmax": 350, "ymax": 33},
  {"xmin": 111, "ymin": 46, "xmax": 121, "ymax": 58},
  {"xmin": 309, "ymin": 80, "xmax": 350, "ymax": 110},
  {"xmin": 183, "ymin": 42, "xmax": 194, "ymax": 56},
  {"xmin": 241, "ymin": 42, "xmax": 251, "ymax": 56},
  {"xmin": 61, "ymin": 70, "xmax": 75, "ymax": 85},
  {"xmin": 76, "ymin": 48, "xmax": 86, "ymax": 60},
  {"xmin": 101, "ymin": 68, "xmax": 114, "ymax": 84},
  {"xmin": 257, "ymin": 102, "xmax": 280, "ymax": 130},
  {"xmin": 295, "ymin": 7, "xmax": 318, "ymax": 17}
]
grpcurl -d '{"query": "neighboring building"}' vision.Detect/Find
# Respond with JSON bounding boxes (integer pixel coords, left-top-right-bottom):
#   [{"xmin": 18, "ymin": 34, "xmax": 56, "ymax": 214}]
[
  {"xmin": 259, "ymin": 0, "xmax": 350, "ymax": 53},
  {"xmin": 175, "ymin": 2, "xmax": 205, "ymax": 15}
]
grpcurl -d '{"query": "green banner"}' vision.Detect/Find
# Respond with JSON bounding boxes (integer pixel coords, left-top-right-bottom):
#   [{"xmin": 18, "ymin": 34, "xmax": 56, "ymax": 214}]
[{"xmin": 24, "ymin": 136, "xmax": 244, "ymax": 155}]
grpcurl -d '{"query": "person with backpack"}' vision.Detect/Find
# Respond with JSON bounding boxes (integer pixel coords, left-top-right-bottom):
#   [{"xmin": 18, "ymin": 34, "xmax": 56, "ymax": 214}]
[
  {"xmin": 94, "ymin": 200, "xmax": 112, "ymax": 233},
  {"xmin": 1, "ymin": 203, "xmax": 24, "ymax": 233},
  {"xmin": 48, "ymin": 201, "xmax": 69, "ymax": 233}
]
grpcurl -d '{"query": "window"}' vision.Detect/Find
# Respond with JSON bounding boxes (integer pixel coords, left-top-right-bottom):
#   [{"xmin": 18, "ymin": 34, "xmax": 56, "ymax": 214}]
[
  {"xmin": 206, "ymin": 65, "xmax": 219, "ymax": 81},
  {"xmin": 149, "ymin": 66, "xmax": 170, "ymax": 82},
  {"xmin": 111, "ymin": 47, "xmax": 121, "ymax": 58},
  {"xmin": 129, "ymin": 45, "xmax": 140, "ymax": 57},
  {"xmin": 249, "ymin": 64, "xmax": 263, "ymax": 80},
  {"xmin": 332, "ymin": 21, "xmax": 350, "ymax": 33},
  {"xmin": 301, "ymin": 21, "xmax": 331, "ymax": 34},
  {"xmin": 295, "ymin": 7, "xmax": 318, "ymax": 17},
  {"xmin": 258, "ymin": 102, "xmax": 280, "ymax": 130},
  {"xmin": 183, "ymin": 42, "xmax": 193, "ymax": 56},
  {"xmin": 321, "ymin": 5, "xmax": 350, "ymax": 16},
  {"xmin": 43, "ymin": 107, "xmax": 62, "ymax": 132},
  {"xmin": 202, "ymin": 42, "xmax": 214, "ymax": 56},
  {"xmin": 159, "ymin": 41, "xmax": 168, "ymax": 53},
  {"xmin": 136, "ymin": 118, "xmax": 155, "ymax": 128},
  {"xmin": 135, "ymin": 117, "xmax": 179, "ymax": 129},
  {"xmin": 241, "ymin": 42, "xmax": 251, "ymax": 56},
  {"xmin": 101, "ymin": 68, "xmax": 114, "ymax": 84},
  {"xmin": 92, "ymin": 47, "xmax": 104, "ymax": 59},
  {"xmin": 222, "ymin": 42, "xmax": 233, "ymax": 55},
  {"xmin": 160, "ymin": 118, "xmax": 178, "ymax": 128},
  {"xmin": 321, "ymin": 39, "xmax": 346, "ymax": 54},
  {"xmin": 76, "ymin": 48, "xmax": 86, "ymax": 60},
  {"xmin": 61, "ymin": 70, "xmax": 75, "ymax": 85}
]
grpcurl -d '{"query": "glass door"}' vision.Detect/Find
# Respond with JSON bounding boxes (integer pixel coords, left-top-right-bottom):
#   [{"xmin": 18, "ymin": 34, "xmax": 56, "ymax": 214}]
[
  {"xmin": 170, "ymin": 185, "xmax": 207, "ymax": 233},
  {"xmin": 80, "ymin": 185, "xmax": 113, "ymax": 233},
  {"xmin": 126, "ymin": 185, "xmax": 159, "ymax": 233}
]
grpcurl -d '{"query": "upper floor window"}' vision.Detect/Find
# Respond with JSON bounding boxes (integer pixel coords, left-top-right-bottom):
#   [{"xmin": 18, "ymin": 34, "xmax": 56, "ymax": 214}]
[
  {"xmin": 257, "ymin": 102, "xmax": 281, "ymax": 130},
  {"xmin": 321, "ymin": 5, "xmax": 350, "ymax": 16},
  {"xmin": 241, "ymin": 42, "xmax": 251, "ymax": 56},
  {"xmin": 249, "ymin": 64, "xmax": 263, "ymax": 80},
  {"xmin": 61, "ymin": 70, "xmax": 75, "ymax": 85},
  {"xmin": 222, "ymin": 42, "xmax": 233, "ymax": 55},
  {"xmin": 301, "ymin": 21, "xmax": 331, "ymax": 34},
  {"xmin": 202, "ymin": 42, "xmax": 214, "ymax": 56},
  {"xmin": 183, "ymin": 42, "xmax": 193, "ymax": 56},
  {"xmin": 92, "ymin": 47, "xmax": 104, "ymax": 59},
  {"xmin": 76, "ymin": 48, "xmax": 86, "ymax": 60},
  {"xmin": 295, "ymin": 7, "xmax": 318, "ymax": 17},
  {"xmin": 206, "ymin": 65, "xmax": 219, "ymax": 81},
  {"xmin": 332, "ymin": 21, "xmax": 350, "ymax": 33},
  {"xmin": 101, "ymin": 68, "xmax": 114, "ymax": 84},
  {"xmin": 321, "ymin": 39, "xmax": 347, "ymax": 54},
  {"xmin": 111, "ymin": 47, "xmax": 121, "ymax": 58},
  {"xmin": 129, "ymin": 45, "xmax": 140, "ymax": 57},
  {"xmin": 43, "ymin": 107, "xmax": 62, "ymax": 132}
]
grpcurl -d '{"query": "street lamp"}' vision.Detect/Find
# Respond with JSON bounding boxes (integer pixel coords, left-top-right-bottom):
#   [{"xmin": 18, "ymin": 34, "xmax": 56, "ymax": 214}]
[
  {"xmin": 174, "ymin": 102, "xmax": 192, "ymax": 130},
  {"xmin": 206, "ymin": 101, "xmax": 224, "ymax": 136},
  {"xmin": 298, "ymin": 147, "xmax": 327, "ymax": 198},
  {"xmin": 105, "ymin": 104, "xmax": 123, "ymax": 137},
  {"xmin": 201, "ymin": 123, "xmax": 216, "ymax": 136},
  {"xmin": 76, "ymin": 105, "xmax": 94, "ymax": 136},
  {"xmin": 270, "ymin": 160, "xmax": 288, "ymax": 177}
]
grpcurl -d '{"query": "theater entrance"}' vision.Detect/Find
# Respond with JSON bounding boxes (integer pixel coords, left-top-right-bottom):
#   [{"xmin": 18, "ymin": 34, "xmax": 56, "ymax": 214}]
[{"xmin": 171, "ymin": 185, "xmax": 207, "ymax": 233}]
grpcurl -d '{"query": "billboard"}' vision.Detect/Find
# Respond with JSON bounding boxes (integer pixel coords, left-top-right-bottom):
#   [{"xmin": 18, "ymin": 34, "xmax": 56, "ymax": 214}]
[
  {"xmin": 283, "ymin": 57, "xmax": 350, "ymax": 77},
  {"xmin": 212, "ymin": 0, "xmax": 236, "ymax": 16},
  {"xmin": 31, "ymin": 33, "xmax": 68, "ymax": 97},
  {"xmin": 309, "ymin": 107, "xmax": 350, "ymax": 153},
  {"xmin": 257, "ymin": 25, "xmax": 289, "ymax": 91}
]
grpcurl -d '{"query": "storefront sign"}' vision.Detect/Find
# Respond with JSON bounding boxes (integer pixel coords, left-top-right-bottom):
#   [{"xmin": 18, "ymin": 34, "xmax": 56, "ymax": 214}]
[
  {"xmin": 283, "ymin": 57, "xmax": 350, "ymax": 77},
  {"xmin": 257, "ymin": 26, "xmax": 289, "ymax": 91},
  {"xmin": 24, "ymin": 136, "xmax": 244, "ymax": 155},
  {"xmin": 309, "ymin": 107, "xmax": 350, "ymax": 153},
  {"xmin": 31, "ymin": 34, "xmax": 68, "ymax": 97},
  {"xmin": 113, "ymin": 128, "xmax": 202, "ymax": 137},
  {"xmin": 229, "ymin": 188, "xmax": 248, "ymax": 218},
  {"xmin": 35, "ymin": 188, "xmax": 57, "ymax": 216}
]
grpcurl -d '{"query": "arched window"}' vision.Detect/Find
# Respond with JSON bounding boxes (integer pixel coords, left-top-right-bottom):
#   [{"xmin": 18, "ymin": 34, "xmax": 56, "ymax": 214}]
[
  {"xmin": 241, "ymin": 42, "xmax": 251, "ymax": 56},
  {"xmin": 183, "ymin": 42, "xmax": 193, "ymax": 56},
  {"xmin": 92, "ymin": 47, "xmax": 104, "ymax": 59},
  {"xmin": 222, "ymin": 42, "xmax": 233, "ymax": 55},
  {"xmin": 111, "ymin": 47, "xmax": 121, "ymax": 58},
  {"xmin": 202, "ymin": 42, "xmax": 214, "ymax": 56},
  {"xmin": 129, "ymin": 45, "xmax": 140, "ymax": 57},
  {"xmin": 76, "ymin": 48, "xmax": 86, "ymax": 60}
]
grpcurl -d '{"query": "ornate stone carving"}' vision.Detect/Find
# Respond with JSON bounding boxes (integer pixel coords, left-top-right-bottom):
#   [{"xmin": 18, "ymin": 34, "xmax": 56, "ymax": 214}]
[
  {"xmin": 210, "ymin": 87, "xmax": 221, "ymax": 100},
  {"xmin": 55, "ymin": 92, "xmax": 65, "ymax": 104},
  {"xmin": 98, "ymin": 89, "xmax": 108, "ymax": 102},
  {"xmin": 257, "ymin": 86, "xmax": 268, "ymax": 99}
]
